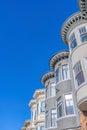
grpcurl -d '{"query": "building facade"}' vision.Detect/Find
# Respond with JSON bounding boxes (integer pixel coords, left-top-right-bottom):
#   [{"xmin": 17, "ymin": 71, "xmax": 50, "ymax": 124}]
[
  {"xmin": 61, "ymin": 0, "xmax": 87, "ymax": 116},
  {"xmin": 49, "ymin": 50, "xmax": 80, "ymax": 130},
  {"xmin": 33, "ymin": 89, "xmax": 45, "ymax": 130},
  {"xmin": 41, "ymin": 72, "xmax": 57, "ymax": 130},
  {"xmin": 21, "ymin": 89, "xmax": 45, "ymax": 130},
  {"xmin": 22, "ymin": 0, "xmax": 87, "ymax": 130}
]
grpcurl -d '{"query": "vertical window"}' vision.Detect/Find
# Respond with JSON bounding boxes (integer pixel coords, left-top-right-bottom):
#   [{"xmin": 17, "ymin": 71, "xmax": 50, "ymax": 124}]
[
  {"xmin": 32, "ymin": 111, "xmax": 34, "ymax": 121},
  {"xmin": 51, "ymin": 109, "xmax": 57, "ymax": 127},
  {"xmin": 45, "ymin": 111, "xmax": 48, "ymax": 128},
  {"xmin": 57, "ymin": 97, "xmax": 62, "ymax": 118},
  {"xmin": 36, "ymin": 127, "xmax": 38, "ymax": 130},
  {"xmin": 85, "ymin": 57, "xmax": 87, "ymax": 67},
  {"xmin": 41, "ymin": 101, "xmax": 45, "ymax": 112},
  {"xmin": 70, "ymin": 33, "xmax": 77, "ymax": 50},
  {"xmin": 79, "ymin": 27, "xmax": 87, "ymax": 42},
  {"xmin": 40, "ymin": 126, "xmax": 45, "ymax": 130},
  {"xmin": 37, "ymin": 103, "xmax": 39, "ymax": 115},
  {"xmin": 62, "ymin": 64, "xmax": 70, "ymax": 80},
  {"xmin": 46, "ymin": 87, "xmax": 48, "ymax": 98},
  {"xmin": 74, "ymin": 61, "xmax": 85, "ymax": 86},
  {"xmin": 65, "ymin": 94, "xmax": 74, "ymax": 115},
  {"xmin": 56, "ymin": 68, "xmax": 60, "ymax": 83},
  {"xmin": 50, "ymin": 82, "xmax": 55, "ymax": 97},
  {"xmin": 34, "ymin": 110, "xmax": 37, "ymax": 120}
]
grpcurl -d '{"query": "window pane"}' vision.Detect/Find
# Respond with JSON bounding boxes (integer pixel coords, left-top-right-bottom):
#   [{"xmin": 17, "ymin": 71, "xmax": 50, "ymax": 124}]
[
  {"xmin": 70, "ymin": 33, "xmax": 77, "ymax": 50},
  {"xmin": 51, "ymin": 109, "xmax": 56, "ymax": 127},
  {"xmin": 37, "ymin": 103, "xmax": 39, "ymax": 115},
  {"xmin": 62, "ymin": 64, "xmax": 70, "ymax": 80},
  {"xmin": 40, "ymin": 126, "xmax": 45, "ymax": 130},
  {"xmin": 79, "ymin": 27, "xmax": 86, "ymax": 35},
  {"xmin": 76, "ymin": 71, "xmax": 85, "ymax": 86},
  {"xmin": 56, "ymin": 68, "xmax": 60, "ymax": 83},
  {"xmin": 65, "ymin": 94, "xmax": 74, "ymax": 115},
  {"xmin": 81, "ymin": 34, "xmax": 87, "ymax": 42},
  {"xmin": 45, "ymin": 111, "xmax": 48, "ymax": 128},
  {"xmin": 41, "ymin": 101, "xmax": 45, "ymax": 112},
  {"xmin": 74, "ymin": 61, "xmax": 85, "ymax": 86},
  {"xmin": 46, "ymin": 87, "xmax": 48, "ymax": 98},
  {"xmin": 70, "ymin": 40, "xmax": 77, "ymax": 50},
  {"xmin": 57, "ymin": 97, "xmax": 62, "ymax": 118},
  {"xmin": 50, "ymin": 82, "xmax": 55, "ymax": 97}
]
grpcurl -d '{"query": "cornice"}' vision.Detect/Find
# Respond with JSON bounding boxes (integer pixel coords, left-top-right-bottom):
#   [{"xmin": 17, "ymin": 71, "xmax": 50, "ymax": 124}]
[
  {"xmin": 79, "ymin": 0, "xmax": 87, "ymax": 19},
  {"xmin": 29, "ymin": 100, "xmax": 36, "ymax": 107},
  {"xmin": 33, "ymin": 89, "xmax": 45, "ymax": 99},
  {"xmin": 61, "ymin": 12, "xmax": 86, "ymax": 44},
  {"xmin": 49, "ymin": 50, "xmax": 69, "ymax": 70},
  {"xmin": 24, "ymin": 120, "xmax": 31, "ymax": 127},
  {"xmin": 41, "ymin": 71, "xmax": 54, "ymax": 86}
]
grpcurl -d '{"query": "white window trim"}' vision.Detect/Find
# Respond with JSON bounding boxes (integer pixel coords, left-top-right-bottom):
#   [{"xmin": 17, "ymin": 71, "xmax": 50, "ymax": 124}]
[
  {"xmin": 50, "ymin": 108, "xmax": 57, "ymax": 128},
  {"xmin": 63, "ymin": 93, "xmax": 75, "ymax": 116}
]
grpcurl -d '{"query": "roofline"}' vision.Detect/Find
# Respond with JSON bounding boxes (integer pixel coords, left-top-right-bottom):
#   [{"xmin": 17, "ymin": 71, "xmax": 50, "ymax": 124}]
[
  {"xmin": 49, "ymin": 50, "xmax": 69, "ymax": 70},
  {"xmin": 78, "ymin": 0, "xmax": 87, "ymax": 19},
  {"xmin": 41, "ymin": 71, "xmax": 54, "ymax": 86},
  {"xmin": 61, "ymin": 11, "xmax": 86, "ymax": 44}
]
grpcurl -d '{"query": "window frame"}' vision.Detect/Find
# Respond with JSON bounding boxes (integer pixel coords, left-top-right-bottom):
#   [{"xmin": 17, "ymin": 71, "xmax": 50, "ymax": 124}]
[
  {"xmin": 55, "ymin": 67, "xmax": 60, "ymax": 84},
  {"xmin": 64, "ymin": 93, "xmax": 74, "ymax": 116},
  {"xmin": 79, "ymin": 27, "xmax": 87, "ymax": 43},
  {"xmin": 51, "ymin": 108, "xmax": 57, "ymax": 127},
  {"xmin": 62, "ymin": 64, "xmax": 70, "ymax": 80},
  {"xmin": 69, "ymin": 33, "xmax": 77, "ymax": 50},
  {"xmin": 50, "ymin": 82, "xmax": 56, "ymax": 97},
  {"xmin": 57, "ymin": 97, "xmax": 62, "ymax": 118},
  {"xmin": 41, "ymin": 101, "xmax": 45, "ymax": 113},
  {"xmin": 73, "ymin": 61, "xmax": 85, "ymax": 86},
  {"xmin": 40, "ymin": 126, "xmax": 45, "ymax": 130},
  {"xmin": 45, "ymin": 111, "xmax": 48, "ymax": 128}
]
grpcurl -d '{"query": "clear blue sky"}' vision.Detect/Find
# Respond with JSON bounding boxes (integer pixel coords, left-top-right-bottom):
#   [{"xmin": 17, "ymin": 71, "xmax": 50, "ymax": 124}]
[{"xmin": 0, "ymin": 0, "xmax": 79, "ymax": 130}]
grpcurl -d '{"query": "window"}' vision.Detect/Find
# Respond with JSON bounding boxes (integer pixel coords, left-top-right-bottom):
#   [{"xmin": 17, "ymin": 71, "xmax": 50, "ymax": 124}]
[
  {"xmin": 62, "ymin": 64, "xmax": 70, "ymax": 80},
  {"xmin": 37, "ymin": 103, "xmax": 39, "ymax": 115},
  {"xmin": 65, "ymin": 94, "xmax": 74, "ymax": 115},
  {"xmin": 79, "ymin": 27, "xmax": 87, "ymax": 42},
  {"xmin": 70, "ymin": 33, "xmax": 77, "ymax": 50},
  {"xmin": 55, "ymin": 68, "xmax": 60, "ymax": 83},
  {"xmin": 57, "ymin": 97, "xmax": 62, "ymax": 118},
  {"xmin": 40, "ymin": 126, "xmax": 45, "ymax": 130},
  {"xmin": 46, "ymin": 87, "xmax": 48, "ymax": 98},
  {"xmin": 34, "ymin": 110, "xmax": 37, "ymax": 120},
  {"xmin": 50, "ymin": 82, "xmax": 55, "ymax": 97},
  {"xmin": 74, "ymin": 61, "xmax": 85, "ymax": 86},
  {"xmin": 41, "ymin": 101, "xmax": 45, "ymax": 112},
  {"xmin": 79, "ymin": 27, "xmax": 86, "ymax": 35},
  {"xmin": 36, "ymin": 127, "xmax": 38, "ymax": 130},
  {"xmin": 51, "ymin": 109, "xmax": 57, "ymax": 127},
  {"xmin": 45, "ymin": 111, "xmax": 48, "ymax": 128},
  {"xmin": 85, "ymin": 57, "xmax": 87, "ymax": 67}
]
